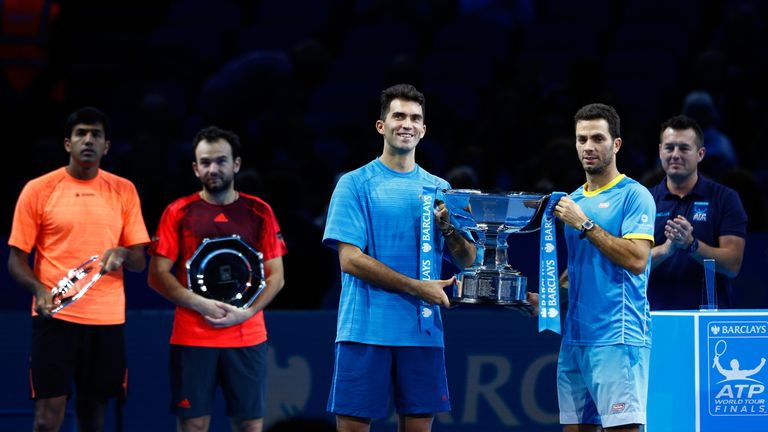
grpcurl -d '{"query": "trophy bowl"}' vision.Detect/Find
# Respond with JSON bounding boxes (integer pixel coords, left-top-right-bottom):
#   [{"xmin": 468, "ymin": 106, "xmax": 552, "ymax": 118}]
[
  {"xmin": 186, "ymin": 235, "xmax": 266, "ymax": 309},
  {"xmin": 440, "ymin": 189, "xmax": 550, "ymax": 309}
]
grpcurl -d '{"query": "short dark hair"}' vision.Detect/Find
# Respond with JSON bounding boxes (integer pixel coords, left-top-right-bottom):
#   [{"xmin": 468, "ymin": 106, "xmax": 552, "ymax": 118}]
[
  {"xmin": 380, "ymin": 83, "xmax": 425, "ymax": 120},
  {"xmin": 65, "ymin": 107, "xmax": 110, "ymax": 139},
  {"xmin": 192, "ymin": 126, "xmax": 241, "ymax": 160},
  {"xmin": 660, "ymin": 115, "xmax": 704, "ymax": 148},
  {"xmin": 574, "ymin": 103, "xmax": 621, "ymax": 140}
]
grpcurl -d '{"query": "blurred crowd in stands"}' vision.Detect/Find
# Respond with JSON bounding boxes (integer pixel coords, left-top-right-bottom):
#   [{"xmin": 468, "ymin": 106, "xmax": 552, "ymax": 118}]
[{"xmin": 2, "ymin": 0, "xmax": 767, "ymax": 309}]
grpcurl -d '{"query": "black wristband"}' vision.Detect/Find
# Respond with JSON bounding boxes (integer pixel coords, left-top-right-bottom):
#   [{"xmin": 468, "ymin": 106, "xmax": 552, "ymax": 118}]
[{"xmin": 687, "ymin": 237, "xmax": 699, "ymax": 253}]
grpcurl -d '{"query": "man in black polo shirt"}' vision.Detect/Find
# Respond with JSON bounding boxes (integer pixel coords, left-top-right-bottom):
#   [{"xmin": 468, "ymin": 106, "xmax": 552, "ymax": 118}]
[{"xmin": 648, "ymin": 115, "xmax": 747, "ymax": 310}]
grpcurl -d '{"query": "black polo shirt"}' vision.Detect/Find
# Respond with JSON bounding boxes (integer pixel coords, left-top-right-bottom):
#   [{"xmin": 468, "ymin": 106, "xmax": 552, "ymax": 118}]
[{"xmin": 648, "ymin": 175, "xmax": 747, "ymax": 310}]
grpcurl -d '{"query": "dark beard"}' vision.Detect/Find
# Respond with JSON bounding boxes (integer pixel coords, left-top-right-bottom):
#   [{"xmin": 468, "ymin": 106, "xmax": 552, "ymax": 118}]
[
  {"xmin": 202, "ymin": 176, "xmax": 232, "ymax": 194},
  {"xmin": 583, "ymin": 154, "xmax": 612, "ymax": 175},
  {"xmin": 584, "ymin": 164, "xmax": 606, "ymax": 175}
]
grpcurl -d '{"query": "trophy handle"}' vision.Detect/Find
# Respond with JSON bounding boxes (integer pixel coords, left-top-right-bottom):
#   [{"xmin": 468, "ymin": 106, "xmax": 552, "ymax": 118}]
[{"xmin": 517, "ymin": 194, "xmax": 551, "ymax": 233}]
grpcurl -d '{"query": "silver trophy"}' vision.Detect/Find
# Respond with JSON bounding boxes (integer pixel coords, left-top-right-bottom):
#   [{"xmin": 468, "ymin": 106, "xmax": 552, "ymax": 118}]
[
  {"xmin": 50, "ymin": 255, "xmax": 106, "ymax": 314},
  {"xmin": 440, "ymin": 190, "xmax": 550, "ymax": 309},
  {"xmin": 186, "ymin": 235, "xmax": 266, "ymax": 308}
]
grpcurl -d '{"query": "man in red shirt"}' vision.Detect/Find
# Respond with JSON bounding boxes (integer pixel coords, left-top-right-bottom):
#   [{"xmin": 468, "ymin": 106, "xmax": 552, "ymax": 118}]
[{"xmin": 148, "ymin": 126, "xmax": 286, "ymax": 432}]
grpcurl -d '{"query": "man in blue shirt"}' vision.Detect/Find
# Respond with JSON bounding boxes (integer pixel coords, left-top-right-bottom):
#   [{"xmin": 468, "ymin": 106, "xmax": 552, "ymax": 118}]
[
  {"xmin": 322, "ymin": 84, "xmax": 475, "ymax": 432},
  {"xmin": 648, "ymin": 115, "xmax": 747, "ymax": 310},
  {"xmin": 551, "ymin": 103, "xmax": 655, "ymax": 431}
]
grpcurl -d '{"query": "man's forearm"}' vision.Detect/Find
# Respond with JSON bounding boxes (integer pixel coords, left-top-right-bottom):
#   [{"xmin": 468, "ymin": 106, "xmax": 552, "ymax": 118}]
[
  {"xmin": 341, "ymin": 249, "xmax": 419, "ymax": 295},
  {"xmin": 584, "ymin": 225, "xmax": 650, "ymax": 275},
  {"xmin": 650, "ymin": 243, "xmax": 674, "ymax": 271},
  {"xmin": 443, "ymin": 231, "xmax": 476, "ymax": 268},
  {"xmin": 244, "ymin": 259, "xmax": 285, "ymax": 315},
  {"xmin": 8, "ymin": 248, "xmax": 48, "ymax": 296},
  {"xmin": 338, "ymin": 243, "xmax": 452, "ymax": 307},
  {"xmin": 148, "ymin": 268, "xmax": 202, "ymax": 310},
  {"xmin": 688, "ymin": 239, "xmax": 743, "ymax": 278},
  {"xmin": 124, "ymin": 245, "xmax": 148, "ymax": 272}
]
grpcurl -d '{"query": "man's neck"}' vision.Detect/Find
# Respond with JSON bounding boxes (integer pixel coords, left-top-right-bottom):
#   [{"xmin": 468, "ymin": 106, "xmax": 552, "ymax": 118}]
[
  {"xmin": 66, "ymin": 163, "xmax": 99, "ymax": 180},
  {"xmin": 666, "ymin": 172, "xmax": 698, "ymax": 198},
  {"xmin": 380, "ymin": 151, "xmax": 416, "ymax": 173},
  {"xmin": 585, "ymin": 166, "xmax": 620, "ymax": 192},
  {"xmin": 200, "ymin": 188, "xmax": 239, "ymax": 205}
]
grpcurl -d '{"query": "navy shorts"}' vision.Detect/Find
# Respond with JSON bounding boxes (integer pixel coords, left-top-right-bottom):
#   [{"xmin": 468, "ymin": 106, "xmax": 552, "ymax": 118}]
[
  {"xmin": 29, "ymin": 316, "xmax": 127, "ymax": 400},
  {"xmin": 169, "ymin": 342, "xmax": 268, "ymax": 420},
  {"xmin": 327, "ymin": 342, "xmax": 450, "ymax": 419}
]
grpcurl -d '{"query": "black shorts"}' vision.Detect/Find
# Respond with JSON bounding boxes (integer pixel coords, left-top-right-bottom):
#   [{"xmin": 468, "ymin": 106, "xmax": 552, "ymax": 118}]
[
  {"xmin": 29, "ymin": 316, "xmax": 127, "ymax": 400},
  {"xmin": 169, "ymin": 342, "xmax": 268, "ymax": 420}
]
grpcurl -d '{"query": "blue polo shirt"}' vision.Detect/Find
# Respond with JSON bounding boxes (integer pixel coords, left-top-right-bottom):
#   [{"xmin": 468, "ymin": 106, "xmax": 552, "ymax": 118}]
[
  {"xmin": 563, "ymin": 174, "xmax": 655, "ymax": 347},
  {"xmin": 323, "ymin": 159, "xmax": 451, "ymax": 347},
  {"xmin": 648, "ymin": 175, "xmax": 747, "ymax": 310}
]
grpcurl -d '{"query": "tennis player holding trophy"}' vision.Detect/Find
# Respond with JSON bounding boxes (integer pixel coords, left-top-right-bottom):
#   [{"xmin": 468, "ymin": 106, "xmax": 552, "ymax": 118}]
[{"xmin": 8, "ymin": 107, "xmax": 150, "ymax": 432}]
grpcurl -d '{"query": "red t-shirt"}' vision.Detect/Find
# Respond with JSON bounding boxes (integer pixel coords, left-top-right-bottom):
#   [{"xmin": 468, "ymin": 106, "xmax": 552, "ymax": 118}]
[{"xmin": 149, "ymin": 192, "xmax": 287, "ymax": 347}]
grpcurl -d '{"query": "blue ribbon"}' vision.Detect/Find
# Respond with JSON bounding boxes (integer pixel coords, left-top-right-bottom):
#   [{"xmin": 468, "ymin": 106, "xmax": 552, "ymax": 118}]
[
  {"xmin": 419, "ymin": 186, "xmax": 439, "ymax": 334},
  {"xmin": 539, "ymin": 192, "xmax": 566, "ymax": 334}
]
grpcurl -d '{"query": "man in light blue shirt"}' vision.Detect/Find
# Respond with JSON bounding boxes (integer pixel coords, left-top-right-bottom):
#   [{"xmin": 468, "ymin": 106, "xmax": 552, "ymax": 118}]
[
  {"xmin": 550, "ymin": 103, "xmax": 655, "ymax": 431},
  {"xmin": 322, "ymin": 84, "xmax": 475, "ymax": 432}
]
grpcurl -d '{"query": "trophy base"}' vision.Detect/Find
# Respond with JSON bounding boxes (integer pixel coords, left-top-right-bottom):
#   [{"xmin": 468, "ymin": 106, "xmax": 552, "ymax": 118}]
[
  {"xmin": 450, "ymin": 296, "xmax": 530, "ymax": 307},
  {"xmin": 452, "ymin": 268, "xmax": 527, "ymax": 306}
]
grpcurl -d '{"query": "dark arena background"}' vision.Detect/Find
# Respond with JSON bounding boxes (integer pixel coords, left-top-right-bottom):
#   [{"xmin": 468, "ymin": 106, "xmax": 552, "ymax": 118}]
[{"xmin": 2, "ymin": 1, "xmax": 768, "ymax": 431}]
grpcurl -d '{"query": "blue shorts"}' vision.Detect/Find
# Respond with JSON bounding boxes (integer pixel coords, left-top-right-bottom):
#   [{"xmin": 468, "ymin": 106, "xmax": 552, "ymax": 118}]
[
  {"xmin": 327, "ymin": 342, "xmax": 450, "ymax": 419},
  {"xmin": 169, "ymin": 342, "xmax": 267, "ymax": 420},
  {"xmin": 557, "ymin": 343, "xmax": 650, "ymax": 428}
]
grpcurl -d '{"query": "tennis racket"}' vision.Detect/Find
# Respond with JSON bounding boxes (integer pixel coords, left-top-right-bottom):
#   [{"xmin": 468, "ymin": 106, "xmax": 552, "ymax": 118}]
[{"xmin": 713, "ymin": 339, "xmax": 727, "ymax": 369}]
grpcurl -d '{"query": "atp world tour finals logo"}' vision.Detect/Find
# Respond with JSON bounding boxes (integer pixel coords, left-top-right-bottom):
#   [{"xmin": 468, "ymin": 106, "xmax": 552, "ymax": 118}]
[
  {"xmin": 707, "ymin": 321, "xmax": 768, "ymax": 416},
  {"xmin": 693, "ymin": 201, "xmax": 709, "ymax": 222}
]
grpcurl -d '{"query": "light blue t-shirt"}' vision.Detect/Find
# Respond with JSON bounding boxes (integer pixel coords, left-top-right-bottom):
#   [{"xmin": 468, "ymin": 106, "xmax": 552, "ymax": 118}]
[
  {"xmin": 564, "ymin": 174, "xmax": 656, "ymax": 347},
  {"xmin": 323, "ymin": 158, "xmax": 450, "ymax": 347}
]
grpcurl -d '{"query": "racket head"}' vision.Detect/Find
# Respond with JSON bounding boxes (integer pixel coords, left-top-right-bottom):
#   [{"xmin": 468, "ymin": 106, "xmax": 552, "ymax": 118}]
[{"xmin": 714, "ymin": 339, "xmax": 727, "ymax": 357}]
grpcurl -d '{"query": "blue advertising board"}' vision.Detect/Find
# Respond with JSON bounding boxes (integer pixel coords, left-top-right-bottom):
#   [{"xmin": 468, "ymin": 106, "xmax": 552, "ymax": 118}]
[
  {"xmin": 648, "ymin": 310, "xmax": 768, "ymax": 432},
  {"xmin": 0, "ymin": 309, "xmax": 562, "ymax": 431},
  {"xmin": 699, "ymin": 315, "xmax": 768, "ymax": 430}
]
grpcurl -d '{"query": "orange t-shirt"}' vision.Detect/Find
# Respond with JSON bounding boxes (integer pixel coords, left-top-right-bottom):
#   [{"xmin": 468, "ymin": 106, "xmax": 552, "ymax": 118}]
[{"xmin": 9, "ymin": 167, "xmax": 150, "ymax": 325}]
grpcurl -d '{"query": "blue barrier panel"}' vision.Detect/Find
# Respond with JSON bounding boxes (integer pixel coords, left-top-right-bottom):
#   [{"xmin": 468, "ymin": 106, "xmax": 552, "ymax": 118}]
[
  {"xmin": 0, "ymin": 309, "xmax": 562, "ymax": 431},
  {"xmin": 10, "ymin": 309, "xmax": 767, "ymax": 430},
  {"xmin": 648, "ymin": 310, "xmax": 768, "ymax": 432}
]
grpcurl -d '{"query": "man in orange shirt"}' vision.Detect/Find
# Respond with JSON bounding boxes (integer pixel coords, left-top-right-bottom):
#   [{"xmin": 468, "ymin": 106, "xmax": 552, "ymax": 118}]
[
  {"xmin": 148, "ymin": 126, "xmax": 286, "ymax": 432},
  {"xmin": 8, "ymin": 107, "xmax": 150, "ymax": 432}
]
